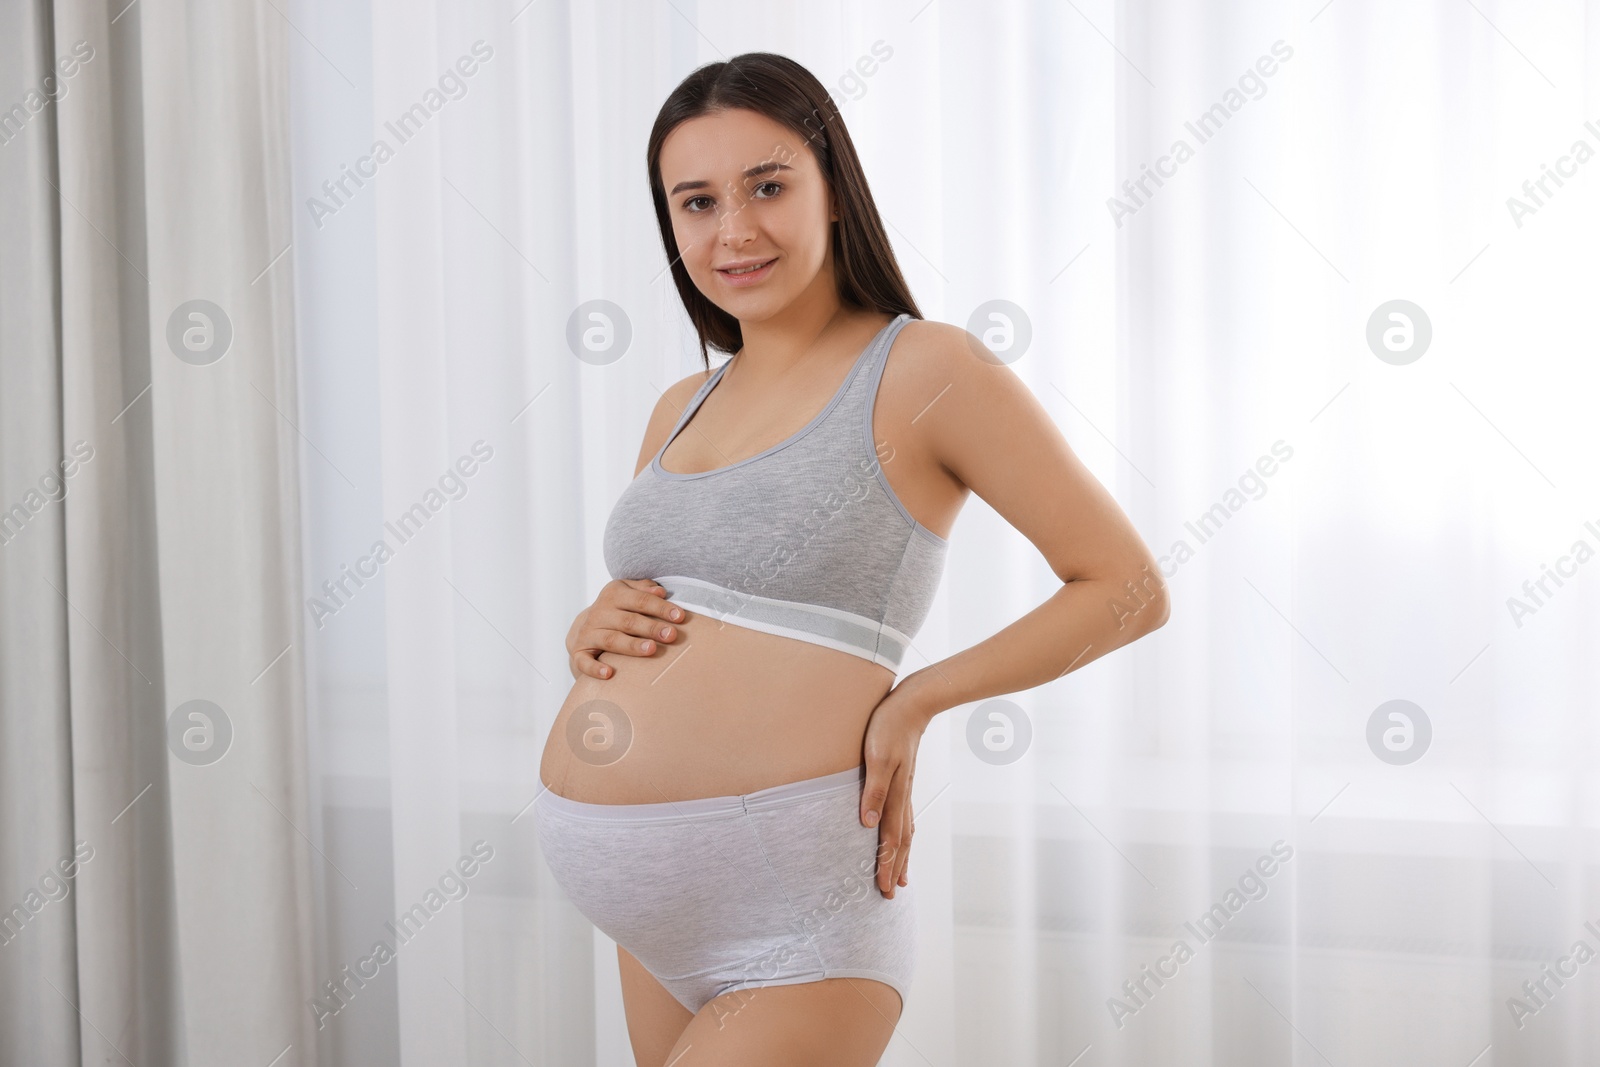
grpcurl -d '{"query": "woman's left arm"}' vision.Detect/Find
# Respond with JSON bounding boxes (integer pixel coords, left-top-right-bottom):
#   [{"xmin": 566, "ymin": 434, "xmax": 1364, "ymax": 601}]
[{"xmin": 862, "ymin": 323, "xmax": 1172, "ymax": 898}]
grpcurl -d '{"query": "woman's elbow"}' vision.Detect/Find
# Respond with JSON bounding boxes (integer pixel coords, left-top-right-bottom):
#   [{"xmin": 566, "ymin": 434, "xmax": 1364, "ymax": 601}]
[{"xmin": 1110, "ymin": 560, "xmax": 1170, "ymax": 637}]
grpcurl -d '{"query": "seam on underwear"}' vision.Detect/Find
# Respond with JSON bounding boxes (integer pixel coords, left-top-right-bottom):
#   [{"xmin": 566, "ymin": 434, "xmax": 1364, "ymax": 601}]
[
  {"xmin": 653, "ymin": 940, "xmax": 818, "ymax": 984},
  {"xmin": 718, "ymin": 968, "xmax": 908, "ymax": 1012},
  {"xmin": 740, "ymin": 779, "xmax": 863, "ymax": 816},
  {"xmin": 535, "ymin": 797, "xmax": 746, "ymax": 824},
  {"xmin": 538, "ymin": 767, "xmax": 862, "ymax": 821},
  {"xmin": 740, "ymin": 806, "xmax": 831, "ymax": 976}
]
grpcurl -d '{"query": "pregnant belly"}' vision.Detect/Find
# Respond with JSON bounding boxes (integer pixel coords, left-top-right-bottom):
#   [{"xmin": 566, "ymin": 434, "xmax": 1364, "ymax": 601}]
[{"xmin": 538, "ymin": 609, "xmax": 895, "ymax": 804}]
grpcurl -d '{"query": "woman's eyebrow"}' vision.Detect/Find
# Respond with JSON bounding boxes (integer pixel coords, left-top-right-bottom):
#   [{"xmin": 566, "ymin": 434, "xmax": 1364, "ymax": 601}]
[{"xmin": 670, "ymin": 161, "xmax": 793, "ymax": 196}]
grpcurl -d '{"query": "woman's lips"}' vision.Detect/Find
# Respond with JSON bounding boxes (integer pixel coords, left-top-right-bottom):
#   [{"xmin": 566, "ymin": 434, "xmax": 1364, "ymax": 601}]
[{"xmin": 716, "ymin": 257, "xmax": 777, "ymax": 286}]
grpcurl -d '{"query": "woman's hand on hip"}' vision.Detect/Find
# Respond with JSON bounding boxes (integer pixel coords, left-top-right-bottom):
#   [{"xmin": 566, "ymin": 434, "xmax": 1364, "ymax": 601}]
[
  {"xmin": 567, "ymin": 579, "xmax": 685, "ymax": 680},
  {"xmin": 860, "ymin": 691, "xmax": 932, "ymax": 899}
]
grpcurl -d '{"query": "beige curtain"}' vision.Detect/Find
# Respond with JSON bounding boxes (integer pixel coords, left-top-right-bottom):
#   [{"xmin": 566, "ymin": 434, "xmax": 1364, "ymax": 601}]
[{"xmin": 0, "ymin": 1, "xmax": 317, "ymax": 1065}]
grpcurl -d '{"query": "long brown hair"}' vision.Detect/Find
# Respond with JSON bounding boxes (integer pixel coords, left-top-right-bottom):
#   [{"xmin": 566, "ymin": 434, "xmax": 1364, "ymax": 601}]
[{"xmin": 646, "ymin": 52, "xmax": 922, "ymax": 369}]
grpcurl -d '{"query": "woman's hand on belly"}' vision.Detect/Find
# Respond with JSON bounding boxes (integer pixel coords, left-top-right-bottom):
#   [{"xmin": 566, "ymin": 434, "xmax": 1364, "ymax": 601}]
[
  {"xmin": 859, "ymin": 684, "xmax": 936, "ymax": 899},
  {"xmin": 567, "ymin": 578, "xmax": 685, "ymax": 680}
]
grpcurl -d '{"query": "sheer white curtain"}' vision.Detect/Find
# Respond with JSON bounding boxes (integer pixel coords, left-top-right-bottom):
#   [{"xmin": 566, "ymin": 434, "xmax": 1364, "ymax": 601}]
[{"xmin": 289, "ymin": 1, "xmax": 1600, "ymax": 1064}]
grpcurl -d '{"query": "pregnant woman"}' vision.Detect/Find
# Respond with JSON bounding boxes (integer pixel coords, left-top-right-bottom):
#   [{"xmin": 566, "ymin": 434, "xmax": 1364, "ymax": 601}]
[{"xmin": 536, "ymin": 53, "xmax": 1169, "ymax": 1066}]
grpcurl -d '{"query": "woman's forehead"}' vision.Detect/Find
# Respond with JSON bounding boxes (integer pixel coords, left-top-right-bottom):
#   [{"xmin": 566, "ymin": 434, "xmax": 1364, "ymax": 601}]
[{"xmin": 660, "ymin": 111, "xmax": 810, "ymax": 181}]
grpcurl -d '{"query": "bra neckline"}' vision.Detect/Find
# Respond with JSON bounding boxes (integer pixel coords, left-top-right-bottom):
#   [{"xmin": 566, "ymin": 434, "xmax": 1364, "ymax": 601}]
[{"xmin": 651, "ymin": 313, "xmax": 905, "ymax": 481}]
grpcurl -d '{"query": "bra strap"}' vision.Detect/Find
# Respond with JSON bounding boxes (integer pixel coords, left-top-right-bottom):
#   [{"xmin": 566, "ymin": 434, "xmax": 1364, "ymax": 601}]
[
  {"xmin": 858, "ymin": 313, "xmax": 915, "ymax": 450},
  {"xmin": 866, "ymin": 314, "xmax": 913, "ymax": 375},
  {"xmin": 657, "ymin": 359, "xmax": 732, "ymax": 457}
]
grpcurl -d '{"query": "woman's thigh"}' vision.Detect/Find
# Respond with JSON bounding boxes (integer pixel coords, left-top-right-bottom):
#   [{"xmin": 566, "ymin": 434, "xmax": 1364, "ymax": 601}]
[
  {"xmin": 661, "ymin": 976, "xmax": 903, "ymax": 1066},
  {"xmin": 618, "ymin": 946, "xmax": 694, "ymax": 1067}
]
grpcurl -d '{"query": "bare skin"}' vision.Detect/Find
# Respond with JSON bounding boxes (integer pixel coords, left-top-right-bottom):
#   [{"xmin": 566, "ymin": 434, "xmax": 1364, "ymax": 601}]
[{"xmin": 541, "ymin": 106, "xmax": 1170, "ymax": 1065}]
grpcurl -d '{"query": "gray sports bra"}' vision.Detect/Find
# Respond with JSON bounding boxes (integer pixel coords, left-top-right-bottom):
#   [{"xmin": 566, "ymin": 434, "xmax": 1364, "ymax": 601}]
[{"xmin": 603, "ymin": 313, "xmax": 946, "ymax": 671}]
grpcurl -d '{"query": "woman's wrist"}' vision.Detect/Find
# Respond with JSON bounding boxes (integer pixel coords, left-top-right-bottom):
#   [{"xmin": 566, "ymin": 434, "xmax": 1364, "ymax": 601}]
[{"xmin": 896, "ymin": 665, "xmax": 962, "ymax": 727}]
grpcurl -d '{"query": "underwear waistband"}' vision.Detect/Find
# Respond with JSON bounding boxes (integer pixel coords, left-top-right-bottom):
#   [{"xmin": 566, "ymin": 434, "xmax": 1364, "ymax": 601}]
[{"xmin": 535, "ymin": 764, "xmax": 865, "ymax": 823}]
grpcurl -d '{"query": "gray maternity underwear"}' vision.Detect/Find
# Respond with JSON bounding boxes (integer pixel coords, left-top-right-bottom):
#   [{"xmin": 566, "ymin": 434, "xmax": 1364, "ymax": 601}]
[{"xmin": 533, "ymin": 764, "xmax": 917, "ymax": 1015}]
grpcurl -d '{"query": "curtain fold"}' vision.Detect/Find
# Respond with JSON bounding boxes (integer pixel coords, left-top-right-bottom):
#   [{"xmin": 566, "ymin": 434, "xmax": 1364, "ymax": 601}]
[
  {"xmin": 0, "ymin": 1, "xmax": 316, "ymax": 1064},
  {"xmin": 0, "ymin": 1, "xmax": 82, "ymax": 1062}
]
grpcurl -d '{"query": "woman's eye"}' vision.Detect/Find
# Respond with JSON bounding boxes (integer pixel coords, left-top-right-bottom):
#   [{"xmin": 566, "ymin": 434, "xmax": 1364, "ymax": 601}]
[{"xmin": 682, "ymin": 182, "xmax": 779, "ymax": 214}]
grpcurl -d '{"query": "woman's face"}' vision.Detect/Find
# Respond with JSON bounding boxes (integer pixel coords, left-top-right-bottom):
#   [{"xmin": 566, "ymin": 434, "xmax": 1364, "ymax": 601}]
[{"xmin": 657, "ymin": 107, "xmax": 836, "ymax": 321}]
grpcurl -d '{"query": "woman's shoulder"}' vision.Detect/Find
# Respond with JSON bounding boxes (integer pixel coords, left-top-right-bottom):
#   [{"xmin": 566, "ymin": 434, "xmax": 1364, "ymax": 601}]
[
  {"xmin": 886, "ymin": 316, "xmax": 1007, "ymax": 383},
  {"xmin": 873, "ymin": 314, "xmax": 1035, "ymax": 468}
]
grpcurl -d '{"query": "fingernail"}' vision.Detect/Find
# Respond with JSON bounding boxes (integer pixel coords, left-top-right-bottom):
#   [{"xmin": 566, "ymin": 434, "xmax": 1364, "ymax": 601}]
[
  {"xmin": 659, "ymin": 627, "xmax": 673, "ymax": 639},
  {"xmin": 864, "ymin": 810, "xmax": 879, "ymax": 827},
  {"xmin": 670, "ymin": 609, "xmax": 682, "ymax": 620},
  {"xmin": 640, "ymin": 641, "xmax": 653, "ymax": 653}
]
